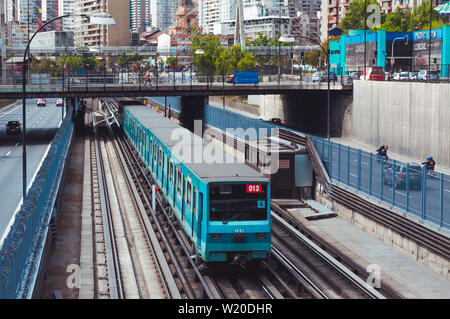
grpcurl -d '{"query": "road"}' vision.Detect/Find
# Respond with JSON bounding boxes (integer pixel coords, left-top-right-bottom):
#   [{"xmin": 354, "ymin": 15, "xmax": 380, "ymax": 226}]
[{"xmin": 0, "ymin": 98, "xmax": 63, "ymax": 241}]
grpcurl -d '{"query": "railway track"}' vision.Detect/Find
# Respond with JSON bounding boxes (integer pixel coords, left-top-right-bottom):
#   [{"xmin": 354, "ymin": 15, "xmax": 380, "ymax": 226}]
[
  {"xmin": 90, "ymin": 112, "xmax": 181, "ymax": 299},
  {"xmin": 99, "ymin": 99, "xmax": 388, "ymax": 299}
]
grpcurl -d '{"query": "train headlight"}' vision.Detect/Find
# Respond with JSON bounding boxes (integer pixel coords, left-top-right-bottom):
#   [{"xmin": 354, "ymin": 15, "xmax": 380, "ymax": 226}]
[
  {"xmin": 211, "ymin": 234, "xmax": 222, "ymax": 240},
  {"xmin": 256, "ymin": 233, "xmax": 266, "ymax": 239}
]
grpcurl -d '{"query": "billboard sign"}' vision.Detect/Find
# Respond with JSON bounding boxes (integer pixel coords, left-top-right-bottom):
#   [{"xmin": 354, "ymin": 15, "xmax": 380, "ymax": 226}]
[{"xmin": 234, "ymin": 71, "xmax": 259, "ymax": 84}]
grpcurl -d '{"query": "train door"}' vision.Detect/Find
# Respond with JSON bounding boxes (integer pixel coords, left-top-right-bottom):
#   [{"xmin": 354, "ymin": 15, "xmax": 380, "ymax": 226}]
[
  {"xmin": 191, "ymin": 187, "xmax": 197, "ymax": 237},
  {"xmin": 195, "ymin": 192, "xmax": 203, "ymax": 249}
]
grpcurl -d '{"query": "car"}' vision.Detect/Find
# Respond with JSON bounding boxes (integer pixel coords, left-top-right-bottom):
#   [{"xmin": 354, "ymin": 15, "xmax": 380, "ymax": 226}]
[
  {"xmin": 37, "ymin": 98, "xmax": 46, "ymax": 107},
  {"xmin": 392, "ymin": 73, "xmax": 400, "ymax": 80},
  {"xmin": 383, "ymin": 164, "xmax": 422, "ymax": 190},
  {"xmin": 349, "ymin": 72, "xmax": 361, "ymax": 80},
  {"xmin": 56, "ymin": 99, "xmax": 64, "ymax": 107},
  {"xmin": 418, "ymin": 70, "xmax": 440, "ymax": 81},
  {"xmin": 268, "ymin": 118, "xmax": 283, "ymax": 126},
  {"xmin": 312, "ymin": 72, "xmax": 332, "ymax": 82},
  {"xmin": 6, "ymin": 121, "xmax": 21, "ymax": 135},
  {"xmin": 225, "ymin": 74, "xmax": 234, "ymax": 83},
  {"xmin": 409, "ymin": 72, "xmax": 418, "ymax": 80},
  {"xmin": 399, "ymin": 72, "xmax": 410, "ymax": 80}
]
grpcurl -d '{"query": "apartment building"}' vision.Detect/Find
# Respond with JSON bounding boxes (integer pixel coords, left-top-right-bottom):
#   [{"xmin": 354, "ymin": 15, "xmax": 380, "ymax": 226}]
[
  {"xmin": 151, "ymin": 0, "xmax": 178, "ymax": 31},
  {"xmin": 74, "ymin": 0, "xmax": 130, "ymax": 46},
  {"xmin": 130, "ymin": 0, "xmax": 150, "ymax": 34}
]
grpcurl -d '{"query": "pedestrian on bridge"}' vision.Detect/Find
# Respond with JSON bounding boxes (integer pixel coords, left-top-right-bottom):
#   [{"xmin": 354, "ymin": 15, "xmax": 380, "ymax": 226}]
[{"xmin": 145, "ymin": 72, "xmax": 152, "ymax": 87}]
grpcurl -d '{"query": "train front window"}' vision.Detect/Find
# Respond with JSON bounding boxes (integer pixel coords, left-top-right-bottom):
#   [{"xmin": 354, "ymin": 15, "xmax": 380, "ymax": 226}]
[{"xmin": 209, "ymin": 183, "xmax": 267, "ymax": 222}]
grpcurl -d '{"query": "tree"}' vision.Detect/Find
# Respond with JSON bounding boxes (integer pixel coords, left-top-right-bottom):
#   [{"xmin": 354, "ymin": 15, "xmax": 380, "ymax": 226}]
[
  {"xmin": 381, "ymin": 8, "xmax": 412, "ymax": 32},
  {"xmin": 167, "ymin": 56, "xmax": 179, "ymax": 68},
  {"xmin": 118, "ymin": 55, "xmax": 143, "ymax": 70},
  {"xmin": 215, "ymin": 45, "xmax": 256, "ymax": 75},
  {"xmin": 339, "ymin": 0, "xmax": 385, "ymax": 33},
  {"xmin": 410, "ymin": 1, "xmax": 440, "ymax": 30},
  {"xmin": 191, "ymin": 34, "xmax": 223, "ymax": 75}
]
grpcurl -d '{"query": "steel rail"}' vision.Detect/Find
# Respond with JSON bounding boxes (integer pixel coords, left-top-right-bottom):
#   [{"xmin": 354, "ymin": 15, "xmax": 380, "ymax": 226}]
[
  {"xmin": 103, "ymin": 99, "xmax": 216, "ymax": 299},
  {"xmin": 92, "ymin": 114, "xmax": 123, "ymax": 299},
  {"xmin": 271, "ymin": 211, "xmax": 386, "ymax": 299},
  {"xmin": 101, "ymin": 106, "xmax": 180, "ymax": 299}
]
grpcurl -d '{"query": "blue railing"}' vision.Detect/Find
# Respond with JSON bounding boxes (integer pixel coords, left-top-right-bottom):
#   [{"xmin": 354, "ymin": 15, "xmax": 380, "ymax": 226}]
[
  {"xmin": 0, "ymin": 109, "xmax": 74, "ymax": 299},
  {"xmin": 312, "ymin": 137, "xmax": 449, "ymax": 230},
  {"xmin": 203, "ymin": 104, "xmax": 449, "ymax": 230}
]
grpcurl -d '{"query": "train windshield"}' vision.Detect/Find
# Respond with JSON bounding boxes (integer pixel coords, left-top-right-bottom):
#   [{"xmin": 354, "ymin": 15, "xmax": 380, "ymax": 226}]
[{"xmin": 209, "ymin": 183, "xmax": 268, "ymax": 222}]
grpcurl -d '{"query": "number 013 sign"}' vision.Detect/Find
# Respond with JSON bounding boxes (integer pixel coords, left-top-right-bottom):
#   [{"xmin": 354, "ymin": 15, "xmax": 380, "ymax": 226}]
[{"xmin": 246, "ymin": 184, "xmax": 263, "ymax": 193}]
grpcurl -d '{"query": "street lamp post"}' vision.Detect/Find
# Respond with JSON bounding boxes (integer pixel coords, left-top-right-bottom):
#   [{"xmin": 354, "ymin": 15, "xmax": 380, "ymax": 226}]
[{"xmin": 21, "ymin": 12, "xmax": 115, "ymax": 200}]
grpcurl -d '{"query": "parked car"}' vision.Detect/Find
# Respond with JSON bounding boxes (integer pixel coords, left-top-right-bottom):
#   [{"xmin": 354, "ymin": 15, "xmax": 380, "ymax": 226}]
[
  {"xmin": 56, "ymin": 99, "xmax": 64, "ymax": 107},
  {"xmin": 349, "ymin": 72, "xmax": 361, "ymax": 80},
  {"xmin": 392, "ymin": 73, "xmax": 400, "ymax": 80},
  {"xmin": 312, "ymin": 71, "xmax": 336, "ymax": 82},
  {"xmin": 225, "ymin": 74, "xmax": 234, "ymax": 83},
  {"xmin": 37, "ymin": 98, "xmax": 46, "ymax": 107},
  {"xmin": 409, "ymin": 71, "xmax": 418, "ymax": 80},
  {"xmin": 418, "ymin": 70, "xmax": 440, "ymax": 81},
  {"xmin": 6, "ymin": 120, "xmax": 21, "ymax": 135},
  {"xmin": 399, "ymin": 72, "xmax": 410, "ymax": 80},
  {"xmin": 360, "ymin": 67, "xmax": 385, "ymax": 81},
  {"xmin": 269, "ymin": 118, "xmax": 283, "ymax": 126},
  {"xmin": 383, "ymin": 164, "xmax": 422, "ymax": 190}
]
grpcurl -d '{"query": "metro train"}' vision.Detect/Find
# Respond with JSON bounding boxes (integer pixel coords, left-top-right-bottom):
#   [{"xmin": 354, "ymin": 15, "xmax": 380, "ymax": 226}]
[{"xmin": 120, "ymin": 103, "xmax": 271, "ymax": 264}]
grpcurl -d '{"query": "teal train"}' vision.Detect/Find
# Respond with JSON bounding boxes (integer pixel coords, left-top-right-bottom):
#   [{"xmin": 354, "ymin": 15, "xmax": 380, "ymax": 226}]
[{"xmin": 120, "ymin": 103, "xmax": 271, "ymax": 265}]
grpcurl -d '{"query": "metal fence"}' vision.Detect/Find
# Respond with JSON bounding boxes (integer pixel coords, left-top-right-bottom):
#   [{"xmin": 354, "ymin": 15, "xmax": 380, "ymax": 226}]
[
  {"xmin": 203, "ymin": 104, "xmax": 449, "ymax": 230},
  {"xmin": 0, "ymin": 109, "xmax": 74, "ymax": 299},
  {"xmin": 312, "ymin": 137, "xmax": 449, "ymax": 230}
]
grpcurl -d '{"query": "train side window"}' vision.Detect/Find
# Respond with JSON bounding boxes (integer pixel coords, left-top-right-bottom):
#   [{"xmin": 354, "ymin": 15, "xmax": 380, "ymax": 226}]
[
  {"xmin": 177, "ymin": 170, "xmax": 182, "ymax": 194},
  {"xmin": 149, "ymin": 138, "xmax": 153, "ymax": 155},
  {"xmin": 158, "ymin": 148, "xmax": 162, "ymax": 167},
  {"xmin": 169, "ymin": 162, "xmax": 174, "ymax": 183},
  {"xmin": 153, "ymin": 142, "xmax": 157, "ymax": 160},
  {"xmin": 186, "ymin": 181, "xmax": 192, "ymax": 207}
]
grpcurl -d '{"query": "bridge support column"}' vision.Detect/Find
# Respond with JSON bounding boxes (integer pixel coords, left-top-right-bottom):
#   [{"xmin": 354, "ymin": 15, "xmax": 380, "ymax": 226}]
[{"xmin": 179, "ymin": 96, "xmax": 206, "ymax": 133}]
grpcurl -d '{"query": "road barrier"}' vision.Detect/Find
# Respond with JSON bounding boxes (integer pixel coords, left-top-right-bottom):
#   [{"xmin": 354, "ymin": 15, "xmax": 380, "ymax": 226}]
[{"xmin": 0, "ymin": 108, "xmax": 74, "ymax": 299}]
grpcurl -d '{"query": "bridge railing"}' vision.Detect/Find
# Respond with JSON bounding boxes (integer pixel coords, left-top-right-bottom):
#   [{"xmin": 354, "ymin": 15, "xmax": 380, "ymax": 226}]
[
  {"xmin": 0, "ymin": 72, "xmax": 351, "ymax": 94},
  {"xmin": 0, "ymin": 109, "xmax": 74, "ymax": 299}
]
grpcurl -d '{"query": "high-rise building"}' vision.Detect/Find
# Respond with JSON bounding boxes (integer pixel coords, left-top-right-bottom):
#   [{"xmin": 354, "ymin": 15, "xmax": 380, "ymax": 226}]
[
  {"xmin": 58, "ymin": 0, "xmax": 75, "ymax": 31},
  {"xmin": 151, "ymin": 0, "xmax": 178, "ymax": 31},
  {"xmin": 130, "ymin": 0, "xmax": 150, "ymax": 34},
  {"xmin": 198, "ymin": 0, "xmax": 220, "ymax": 33},
  {"xmin": 74, "ymin": 0, "xmax": 131, "ymax": 47}
]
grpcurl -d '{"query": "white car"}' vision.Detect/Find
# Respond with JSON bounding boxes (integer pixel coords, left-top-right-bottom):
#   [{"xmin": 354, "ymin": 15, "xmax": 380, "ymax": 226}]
[{"xmin": 56, "ymin": 99, "xmax": 64, "ymax": 107}]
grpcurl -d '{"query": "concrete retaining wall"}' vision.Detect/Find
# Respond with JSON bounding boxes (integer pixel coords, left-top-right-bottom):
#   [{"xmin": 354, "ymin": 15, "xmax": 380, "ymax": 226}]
[
  {"xmin": 314, "ymin": 186, "xmax": 449, "ymax": 281},
  {"xmin": 351, "ymin": 80, "xmax": 450, "ymax": 167}
]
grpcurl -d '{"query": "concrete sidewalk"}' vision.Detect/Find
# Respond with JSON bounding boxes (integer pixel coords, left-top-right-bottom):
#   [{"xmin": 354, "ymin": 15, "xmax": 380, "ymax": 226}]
[{"xmin": 332, "ymin": 136, "xmax": 450, "ymax": 175}]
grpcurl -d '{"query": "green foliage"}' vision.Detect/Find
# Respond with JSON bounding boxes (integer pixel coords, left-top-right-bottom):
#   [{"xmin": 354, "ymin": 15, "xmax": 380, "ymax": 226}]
[
  {"xmin": 339, "ymin": 0, "xmax": 385, "ymax": 33},
  {"xmin": 191, "ymin": 34, "xmax": 223, "ymax": 75},
  {"xmin": 30, "ymin": 57, "xmax": 58, "ymax": 76},
  {"xmin": 167, "ymin": 56, "xmax": 179, "ymax": 68},
  {"xmin": 118, "ymin": 55, "xmax": 143, "ymax": 69},
  {"xmin": 215, "ymin": 45, "xmax": 256, "ymax": 74},
  {"xmin": 381, "ymin": 8, "xmax": 412, "ymax": 31}
]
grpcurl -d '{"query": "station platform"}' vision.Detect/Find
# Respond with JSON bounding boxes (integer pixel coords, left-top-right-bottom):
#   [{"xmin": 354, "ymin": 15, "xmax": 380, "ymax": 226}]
[{"xmin": 285, "ymin": 201, "xmax": 450, "ymax": 299}]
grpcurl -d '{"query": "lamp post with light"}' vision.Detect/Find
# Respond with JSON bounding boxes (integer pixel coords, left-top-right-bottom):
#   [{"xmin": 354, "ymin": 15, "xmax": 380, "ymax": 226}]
[{"xmin": 21, "ymin": 12, "xmax": 115, "ymax": 200}]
